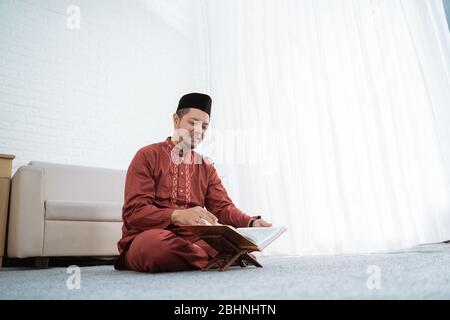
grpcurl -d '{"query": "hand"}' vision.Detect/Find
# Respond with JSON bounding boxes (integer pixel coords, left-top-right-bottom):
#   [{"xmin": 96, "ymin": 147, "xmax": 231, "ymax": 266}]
[
  {"xmin": 252, "ymin": 218, "xmax": 272, "ymax": 227},
  {"xmin": 171, "ymin": 206, "xmax": 218, "ymax": 226}
]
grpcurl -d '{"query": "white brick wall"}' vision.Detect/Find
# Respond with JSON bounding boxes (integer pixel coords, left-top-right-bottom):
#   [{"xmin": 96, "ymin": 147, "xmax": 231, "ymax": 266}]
[{"xmin": 0, "ymin": 0, "xmax": 209, "ymax": 174}]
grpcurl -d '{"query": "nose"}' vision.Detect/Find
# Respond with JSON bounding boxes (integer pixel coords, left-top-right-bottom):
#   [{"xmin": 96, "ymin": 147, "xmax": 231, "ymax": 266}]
[{"xmin": 192, "ymin": 127, "xmax": 203, "ymax": 136}]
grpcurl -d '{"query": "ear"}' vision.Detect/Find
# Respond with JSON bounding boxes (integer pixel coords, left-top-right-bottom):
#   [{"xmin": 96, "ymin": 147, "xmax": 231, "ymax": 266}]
[{"xmin": 173, "ymin": 113, "xmax": 180, "ymax": 128}]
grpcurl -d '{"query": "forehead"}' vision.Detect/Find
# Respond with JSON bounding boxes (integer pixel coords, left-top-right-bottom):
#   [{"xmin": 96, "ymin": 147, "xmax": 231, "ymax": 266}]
[{"xmin": 184, "ymin": 108, "xmax": 210, "ymax": 123}]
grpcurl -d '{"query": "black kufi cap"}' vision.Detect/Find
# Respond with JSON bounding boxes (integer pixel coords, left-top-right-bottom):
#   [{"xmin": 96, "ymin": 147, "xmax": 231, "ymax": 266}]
[{"xmin": 177, "ymin": 93, "xmax": 212, "ymax": 116}]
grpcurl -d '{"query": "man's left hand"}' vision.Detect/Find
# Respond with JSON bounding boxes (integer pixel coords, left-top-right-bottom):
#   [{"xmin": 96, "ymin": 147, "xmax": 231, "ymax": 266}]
[{"xmin": 252, "ymin": 219, "xmax": 272, "ymax": 227}]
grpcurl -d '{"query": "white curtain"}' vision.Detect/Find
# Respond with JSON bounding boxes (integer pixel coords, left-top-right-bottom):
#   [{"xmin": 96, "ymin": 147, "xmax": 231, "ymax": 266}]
[{"xmin": 197, "ymin": 0, "xmax": 450, "ymax": 255}]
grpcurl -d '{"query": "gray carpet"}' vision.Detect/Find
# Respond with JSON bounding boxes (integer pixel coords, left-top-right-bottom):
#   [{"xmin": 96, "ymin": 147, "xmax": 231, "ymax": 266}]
[{"xmin": 1, "ymin": 243, "xmax": 449, "ymax": 299}]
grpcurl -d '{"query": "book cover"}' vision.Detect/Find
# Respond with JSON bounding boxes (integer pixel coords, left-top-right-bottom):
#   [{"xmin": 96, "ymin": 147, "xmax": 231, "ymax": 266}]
[{"xmin": 183, "ymin": 224, "xmax": 287, "ymax": 251}]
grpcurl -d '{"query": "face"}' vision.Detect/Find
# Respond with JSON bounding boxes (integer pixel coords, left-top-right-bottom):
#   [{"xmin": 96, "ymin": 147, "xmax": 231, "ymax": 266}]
[{"xmin": 173, "ymin": 108, "xmax": 210, "ymax": 149}]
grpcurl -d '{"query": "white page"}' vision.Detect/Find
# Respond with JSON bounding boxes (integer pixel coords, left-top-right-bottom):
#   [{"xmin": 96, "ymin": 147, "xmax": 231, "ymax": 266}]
[{"xmin": 236, "ymin": 226, "xmax": 287, "ymax": 250}]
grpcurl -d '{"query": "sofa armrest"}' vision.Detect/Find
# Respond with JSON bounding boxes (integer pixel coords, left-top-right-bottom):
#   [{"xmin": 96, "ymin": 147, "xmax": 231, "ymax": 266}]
[{"xmin": 7, "ymin": 166, "xmax": 45, "ymax": 258}]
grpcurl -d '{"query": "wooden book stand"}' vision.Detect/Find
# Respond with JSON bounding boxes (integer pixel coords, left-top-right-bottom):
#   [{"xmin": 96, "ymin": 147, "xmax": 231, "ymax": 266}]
[
  {"xmin": 183, "ymin": 224, "xmax": 287, "ymax": 272},
  {"xmin": 200, "ymin": 234, "xmax": 262, "ymax": 272},
  {"xmin": 183, "ymin": 225, "xmax": 265, "ymax": 272}
]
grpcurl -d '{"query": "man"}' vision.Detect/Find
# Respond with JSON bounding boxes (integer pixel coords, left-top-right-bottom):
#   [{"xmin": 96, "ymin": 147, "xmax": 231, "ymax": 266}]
[{"xmin": 114, "ymin": 93, "xmax": 271, "ymax": 273}]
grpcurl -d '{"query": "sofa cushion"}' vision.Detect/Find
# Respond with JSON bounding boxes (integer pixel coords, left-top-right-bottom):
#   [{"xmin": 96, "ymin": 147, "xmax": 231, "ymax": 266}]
[
  {"xmin": 45, "ymin": 200, "xmax": 123, "ymax": 222},
  {"xmin": 28, "ymin": 161, "xmax": 126, "ymax": 203}
]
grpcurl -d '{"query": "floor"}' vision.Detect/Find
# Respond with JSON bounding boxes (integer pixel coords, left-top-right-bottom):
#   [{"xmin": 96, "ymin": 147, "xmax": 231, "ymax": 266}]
[{"xmin": 1, "ymin": 242, "xmax": 449, "ymax": 299}]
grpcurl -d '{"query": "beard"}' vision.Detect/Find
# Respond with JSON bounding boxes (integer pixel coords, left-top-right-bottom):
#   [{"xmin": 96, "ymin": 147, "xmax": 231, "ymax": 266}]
[{"xmin": 179, "ymin": 135, "xmax": 202, "ymax": 149}]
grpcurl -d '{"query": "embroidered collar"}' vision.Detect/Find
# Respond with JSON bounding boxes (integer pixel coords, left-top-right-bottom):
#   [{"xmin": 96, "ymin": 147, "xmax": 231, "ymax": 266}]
[{"xmin": 165, "ymin": 136, "xmax": 194, "ymax": 162}]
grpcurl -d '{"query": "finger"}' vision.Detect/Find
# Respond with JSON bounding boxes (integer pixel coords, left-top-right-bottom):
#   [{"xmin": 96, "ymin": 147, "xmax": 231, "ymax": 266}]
[
  {"xmin": 202, "ymin": 208, "xmax": 218, "ymax": 223},
  {"xmin": 262, "ymin": 220, "xmax": 272, "ymax": 227},
  {"xmin": 191, "ymin": 210, "xmax": 203, "ymax": 225},
  {"xmin": 200, "ymin": 211, "xmax": 216, "ymax": 224},
  {"xmin": 206, "ymin": 211, "xmax": 218, "ymax": 223},
  {"xmin": 201, "ymin": 212, "xmax": 216, "ymax": 224},
  {"xmin": 195, "ymin": 216, "xmax": 209, "ymax": 225},
  {"xmin": 254, "ymin": 219, "xmax": 271, "ymax": 227}
]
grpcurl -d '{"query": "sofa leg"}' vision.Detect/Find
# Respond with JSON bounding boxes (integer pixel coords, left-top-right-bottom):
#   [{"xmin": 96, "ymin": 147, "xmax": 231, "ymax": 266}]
[
  {"xmin": 34, "ymin": 257, "xmax": 49, "ymax": 269},
  {"xmin": 0, "ymin": 256, "xmax": 3, "ymax": 268}
]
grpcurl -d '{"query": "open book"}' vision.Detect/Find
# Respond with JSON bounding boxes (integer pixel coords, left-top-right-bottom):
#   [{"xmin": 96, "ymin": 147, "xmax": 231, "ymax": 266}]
[
  {"xmin": 184, "ymin": 220, "xmax": 287, "ymax": 251},
  {"xmin": 233, "ymin": 226, "xmax": 287, "ymax": 250}
]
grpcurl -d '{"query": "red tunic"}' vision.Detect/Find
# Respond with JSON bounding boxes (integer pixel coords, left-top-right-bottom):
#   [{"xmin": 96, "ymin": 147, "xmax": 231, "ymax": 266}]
[{"xmin": 115, "ymin": 137, "xmax": 257, "ymax": 271}]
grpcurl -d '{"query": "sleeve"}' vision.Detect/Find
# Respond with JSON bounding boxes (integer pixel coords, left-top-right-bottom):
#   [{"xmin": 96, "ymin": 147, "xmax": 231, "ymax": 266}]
[
  {"xmin": 122, "ymin": 149, "xmax": 175, "ymax": 232},
  {"xmin": 204, "ymin": 165, "xmax": 257, "ymax": 228}
]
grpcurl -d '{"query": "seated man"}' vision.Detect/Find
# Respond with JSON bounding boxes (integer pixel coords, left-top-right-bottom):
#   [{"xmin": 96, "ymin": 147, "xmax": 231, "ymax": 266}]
[{"xmin": 114, "ymin": 92, "xmax": 271, "ymax": 273}]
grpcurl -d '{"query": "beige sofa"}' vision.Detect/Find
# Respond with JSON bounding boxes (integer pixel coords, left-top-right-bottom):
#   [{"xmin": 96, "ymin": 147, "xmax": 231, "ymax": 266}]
[{"xmin": 7, "ymin": 161, "xmax": 125, "ymax": 267}]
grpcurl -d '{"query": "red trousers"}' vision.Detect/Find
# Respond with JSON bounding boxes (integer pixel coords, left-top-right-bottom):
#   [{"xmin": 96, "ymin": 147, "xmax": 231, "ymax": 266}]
[{"xmin": 123, "ymin": 228, "xmax": 218, "ymax": 273}]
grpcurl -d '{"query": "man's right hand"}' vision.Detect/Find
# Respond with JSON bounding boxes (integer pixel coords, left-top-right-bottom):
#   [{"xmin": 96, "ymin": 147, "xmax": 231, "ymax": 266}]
[{"xmin": 171, "ymin": 206, "xmax": 218, "ymax": 226}]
